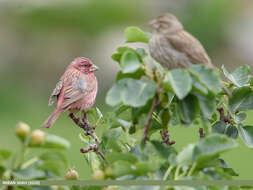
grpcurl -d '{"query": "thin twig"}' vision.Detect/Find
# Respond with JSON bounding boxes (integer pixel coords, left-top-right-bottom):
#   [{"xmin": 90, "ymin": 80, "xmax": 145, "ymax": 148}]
[
  {"xmin": 142, "ymin": 93, "xmax": 159, "ymax": 143},
  {"xmin": 217, "ymin": 107, "xmax": 233, "ymax": 124},
  {"xmin": 163, "ymin": 165, "xmax": 173, "ymax": 180},
  {"xmin": 217, "ymin": 107, "xmax": 225, "ymax": 121},
  {"xmin": 69, "ymin": 113, "xmax": 100, "ymax": 144},
  {"xmin": 187, "ymin": 162, "xmax": 197, "ymax": 177},
  {"xmin": 69, "ymin": 113, "xmax": 105, "ymax": 160},
  {"xmin": 80, "ymin": 144, "xmax": 105, "ymax": 160},
  {"xmin": 160, "ymin": 129, "xmax": 175, "ymax": 145},
  {"xmin": 199, "ymin": 128, "xmax": 205, "ymax": 139},
  {"xmin": 222, "ymin": 85, "xmax": 232, "ymax": 99}
]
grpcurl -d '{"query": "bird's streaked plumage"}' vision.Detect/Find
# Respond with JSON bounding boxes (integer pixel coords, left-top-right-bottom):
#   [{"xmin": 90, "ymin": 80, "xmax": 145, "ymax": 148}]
[
  {"xmin": 43, "ymin": 57, "xmax": 99, "ymax": 128},
  {"xmin": 149, "ymin": 13, "xmax": 216, "ymax": 70}
]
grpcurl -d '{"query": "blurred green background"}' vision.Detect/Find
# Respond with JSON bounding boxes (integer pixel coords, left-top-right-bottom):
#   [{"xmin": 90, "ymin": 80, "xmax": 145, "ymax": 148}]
[{"xmin": 1, "ymin": 0, "xmax": 253, "ymax": 179}]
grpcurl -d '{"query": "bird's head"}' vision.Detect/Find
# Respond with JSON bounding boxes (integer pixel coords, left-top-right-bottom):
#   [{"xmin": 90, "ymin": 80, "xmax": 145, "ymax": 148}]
[
  {"xmin": 71, "ymin": 57, "xmax": 99, "ymax": 74},
  {"xmin": 149, "ymin": 13, "xmax": 183, "ymax": 34}
]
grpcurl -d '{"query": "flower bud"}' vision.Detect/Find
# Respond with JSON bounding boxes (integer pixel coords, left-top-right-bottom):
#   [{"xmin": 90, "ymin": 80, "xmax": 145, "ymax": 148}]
[
  {"xmin": 15, "ymin": 122, "xmax": 31, "ymax": 140},
  {"xmin": 92, "ymin": 170, "xmax": 105, "ymax": 180},
  {"xmin": 64, "ymin": 168, "xmax": 79, "ymax": 180},
  {"xmin": 30, "ymin": 129, "xmax": 46, "ymax": 146}
]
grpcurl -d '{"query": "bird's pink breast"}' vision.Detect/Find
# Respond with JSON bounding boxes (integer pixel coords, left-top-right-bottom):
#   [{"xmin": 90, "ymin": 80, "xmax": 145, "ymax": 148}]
[{"xmin": 69, "ymin": 73, "xmax": 98, "ymax": 111}]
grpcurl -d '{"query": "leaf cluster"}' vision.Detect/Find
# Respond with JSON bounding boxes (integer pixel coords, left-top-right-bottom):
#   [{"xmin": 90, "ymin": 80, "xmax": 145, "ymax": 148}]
[
  {"xmin": 77, "ymin": 26, "xmax": 253, "ymax": 190},
  {"xmin": 1, "ymin": 123, "xmax": 71, "ymax": 190}
]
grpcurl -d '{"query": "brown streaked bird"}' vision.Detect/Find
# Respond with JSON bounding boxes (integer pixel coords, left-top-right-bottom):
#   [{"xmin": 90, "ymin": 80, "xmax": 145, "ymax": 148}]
[
  {"xmin": 42, "ymin": 57, "xmax": 99, "ymax": 128},
  {"xmin": 148, "ymin": 13, "xmax": 216, "ymax": 70}
]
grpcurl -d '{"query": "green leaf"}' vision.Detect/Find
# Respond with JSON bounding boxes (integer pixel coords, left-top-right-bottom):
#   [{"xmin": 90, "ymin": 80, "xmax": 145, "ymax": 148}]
[
  {"xmin": 160, "ymin": 108, "xmax": 171, "ymax": 127},
  {"xmin": 134, "ymin": 161, "xmax": 160, "ymax": 175},
  {"xmin": 112, "ymin": 46, "xmax": 138, "ymax": 63},
  {"xmin": 189, "ymin": 65, "xmax": 222, "ymax": 94},
  {"xmin": 135, "ymin": 48, "xmax": 147, "ymax": 58},
  {"xmin": 0, "ymin": 166, "xmax": 5, "ymax": 178},
  {"xmin": 39, "ymin": 151, "xmax": 68, "ymax": 168},
  {"xmin": 116, "ymin": 69, "xmax": 145, "ymax": 81},
  {"xmin": 150, "ymin": 140, "xmax": 177, "ymax": 160},
  {"xmin": 223, "ymin": 168, "xmax": 239, "ymax": 176},
  {"xmin": 222, "ymin": 65, "xmax": 251, "ymax": 87},
  {"xmin": 113, "ymin": 158, "xmax": 160, "ymax": 178},
  {"xmin": 234, "ymin": 113, "xmax": 247, "ymax": 124},
  {"xmin": 106, "ymin": 152, "xmax": 138, "ymax": 164},
  {"xmin": 43, "ymin": 134, "xmax": 70, "ymax": 150},
  {"xmin": 191, "ymin": 75, "xmax": 208, "ymax": 95},
  {"xmin": 0, "ymin": 149, "xmax": 11, "ymax": 161},
  {"xmin": 106, "ymin": 78, "xmax": 156, "ymax": 107},
  {"xmin": 193, "ymin": 134, "xmax": 238, "ymax": 162},
  {"xmin": 38, "ymin": 160, "xmax": 65, "ymax": 177},
  {"xmin": 125, "ymin": 26, "xmax": 150, "ymax": 43},
  {"xmin": 212, "ymin": 121, "xmax": 226, "ymax": 134},
  {"xmin": 112, "ymin": 161, "xmax": 133, "ymax": 177},
  {"xmin": 238, "ymin": 125, "xmax": 253, "ymax": 148},
  {"xmin": 229, "ymin": 87, "xmax": 253, "ymax": 112},
  {"xmin": 120, "ymin": 50, "xmax": 142, "ymax": 73},
  {"xmin": 176, "ymin": 144, "xmax": 195, "ymax": 165},
  {"xmin": 225, "ymin": 125, "xmax": 238, "ymax": 139},
  {"xmin": 195, "ymin": 92, "xmax": 216, "ymax": 119},
  {"xmin": 101, "ymin": 128, "xmax": 123, "ymax": 152},
  {"xmin": 13, "ymin": 165, "xmax": 46, "ymax": 179},
  {"xmin": 179, "ymin": 94, "xmax": 199, "ymax": 124},
  {"xmin": 168, "ymin": 69, "xmax": 192, "ymax": 99}
]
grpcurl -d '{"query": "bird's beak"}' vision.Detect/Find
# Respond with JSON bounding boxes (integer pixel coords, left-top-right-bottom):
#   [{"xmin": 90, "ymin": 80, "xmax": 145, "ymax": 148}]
[
  {"xmin": 148, "ymin": 19, "xmax": 159, "ymax": 29},
  {"xmin": 89, "ymin": 64, "xmax": 99, "ymax": 72}
]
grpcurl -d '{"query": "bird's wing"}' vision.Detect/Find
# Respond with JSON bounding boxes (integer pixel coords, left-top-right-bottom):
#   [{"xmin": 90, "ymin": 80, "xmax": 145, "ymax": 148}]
[
  {"xmin": 48, "ymin": 80, "xmax": 63, "ymax": 106},
  {"xmin": 167, "ymin": 31, "xmax": 214, "ymax": 68},
  {"xmin": 61, "ymin": 77, "xmax": 88, "ymax": 109}
]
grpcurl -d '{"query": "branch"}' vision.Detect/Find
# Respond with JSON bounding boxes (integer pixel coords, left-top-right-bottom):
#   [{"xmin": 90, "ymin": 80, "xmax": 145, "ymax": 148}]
[
  {"xmin": 69, "ymin": 113, "xmax": 105, "ymax": 160},
  {"xmin": 199, "ymin": 128, "xmax": 205, "ymax": 139},
  {"xmin": 80, "ymin": 144, "xmax": 105, "ymax": 160},
  {"xmin": 160, "ymin": 129, "xmax": 175, "ymax": 145},
  {"xmin": 142, "ymin": 93, "xmax": 159, "ymax": 143},
  {"xmin": 217, "ymin": 107, "xmax": 233, "ymax": 124},
  {"xmin": 69, "ymin": 113, "xmax": 100, "ymax": 144}
]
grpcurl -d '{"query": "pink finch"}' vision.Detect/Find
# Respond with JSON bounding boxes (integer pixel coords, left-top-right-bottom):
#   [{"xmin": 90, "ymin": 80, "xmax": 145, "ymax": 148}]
[
  {"xmin": 148, "ymin": 13, "xmax": 216, "ymax": 70},
  {"xmin": 43, "ymin": 57, "xmax": 99, "ymax": 128}
]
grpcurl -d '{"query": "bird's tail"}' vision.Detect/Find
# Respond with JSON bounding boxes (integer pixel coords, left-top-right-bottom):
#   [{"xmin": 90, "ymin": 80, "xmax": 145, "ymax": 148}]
[{"xmin": 42, "ymin": 109, "xmax": 63, "ymax": 128}]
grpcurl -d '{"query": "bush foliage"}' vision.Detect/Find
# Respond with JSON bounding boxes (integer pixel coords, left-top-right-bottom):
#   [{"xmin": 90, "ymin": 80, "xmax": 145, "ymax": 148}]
[{"xmin": 2, "ymin": 26, "xmax": 253, "ymax": 190}]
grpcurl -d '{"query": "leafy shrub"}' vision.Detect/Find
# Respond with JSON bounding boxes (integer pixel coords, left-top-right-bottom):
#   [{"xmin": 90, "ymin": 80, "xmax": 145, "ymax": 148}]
[
  {"xmin": 78, "ymin": 26, "xmax": 253, "ymax": 190},
  {"xmin": 1, "ymin": 122, "xmax": 71, "ymax": 190},
  {"xmin": 2, "ymin": 27, "xmax": 253, "ymax": 190}
]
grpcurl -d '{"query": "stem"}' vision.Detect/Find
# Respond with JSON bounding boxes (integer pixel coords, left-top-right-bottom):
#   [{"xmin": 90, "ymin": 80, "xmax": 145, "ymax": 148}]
[
  {"xmin": 21, "ymin": 157, "xmax": 39, "ymax": 169},
  {"xmin": 69, "ymin": 113, "xmax": 100, "ymax": 144},
  {"xmin": 142, "ymin": 93, "xmax": 159, "ymax": 143},
  {"xmin": 174, "ymin": 164, "xmax": 183, "ymax": 180},
  {"xmin": 187, "ymin": 162, "xmax": 197, "ymax": 177},
  {"xmin": 201, "ymin": 118, "xmax": 209, "ymax": 136},
  {"xmin": 199, "ymin": 128, "xmax": 205, "ymax": 139},
  {"xmin": 163, "ymin": 165, "xmax": 173, "ymax": 180},
  {"xmin": 69, "ymin": 113, "xmax": 105, "ymax": 160},
  {"xmin": 17, "ymin": 136, "xmax": 30, "ymax": 169}
]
